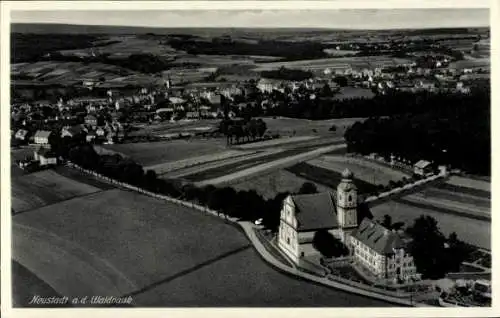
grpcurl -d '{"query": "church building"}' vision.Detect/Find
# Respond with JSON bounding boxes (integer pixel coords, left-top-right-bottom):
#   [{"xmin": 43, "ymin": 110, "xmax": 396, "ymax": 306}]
[{"xmin": 277, "ymin": 168, "xmax": 420, "ymax": 283}]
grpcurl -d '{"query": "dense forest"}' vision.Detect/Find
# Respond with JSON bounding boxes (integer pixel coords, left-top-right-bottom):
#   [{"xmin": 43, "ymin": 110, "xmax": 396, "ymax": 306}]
[
  {"xmin": 167, "ymin": 38, "xmax": 329, "ymax": 61},
  {"xmin": 343, "ymin": 89, "xmax": 490, "ymax": 175},
  {"xmin": 261, "ymin": 67, "xmax": 313, "ymax": 81},
  {"xmin": 11, "ymin": 33, "xmax": 116, "ymax": 63}
]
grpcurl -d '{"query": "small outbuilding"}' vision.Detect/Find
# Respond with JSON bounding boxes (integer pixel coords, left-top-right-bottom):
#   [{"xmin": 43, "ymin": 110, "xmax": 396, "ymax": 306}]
[{"xmin": 414, "ymin": 160, "xmax": 433, "ymax": 176}]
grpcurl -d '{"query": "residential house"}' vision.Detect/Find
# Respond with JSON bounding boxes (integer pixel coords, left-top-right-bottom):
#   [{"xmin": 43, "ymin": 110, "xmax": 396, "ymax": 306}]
[
  {"xmin": 34, "ymin": 147, "xmax": 57, "ymax": 166},
  {"xmin": 208, "ymin": 94, "xmax": 222, "ymax": 107},
  {"xmin": 349, "ymin": 219, "xmax": 420, "ymax": 283},
  {"xmin": 416, "ymin": 79, "xmax": 436, "ymax": 91},
  {"xmin": 14, "ymin": 129, "xmax": 30, "ymax": 142},
  {"xmin": 186, "ymin": 111, "xmax": 200, "ymax": 120},
  {"xmin": 456, "ymin": 82, "xmax": 471, "ymax": 94},
  {"xmin": 156, "ymin": 108, "xmax": 174, "ymax": 115},
  {"xmin": 86, "ymin": 104, "xmax": 98, "ymax": 113},
  {"xmin": 34, "ymin": 130, "xmax": 53, "ymax": 146},
  {"xmin": 61, "ymin": 125, "xmax": 85, "ymax": 139},
  {"xmin": 168, "ymin": 97, "xmax": 186, "ymax": 106},
  {"xmin": 257, "ymin": 78, "xmax": 283, "ymax": 93},
  {"xmin": 96, "ymin": 127, "xmax": 106, "ymax": 137},
  {"xmin": 414, "ymin": 160, "xmax": 433, "ymax": 176},
  {"xmin": 86, "ymin": 131, "xmax": 97, "ymax": 143},
  {"xmin": 85, "ymin": 114, "xmax": 98, "ymax": 127}
]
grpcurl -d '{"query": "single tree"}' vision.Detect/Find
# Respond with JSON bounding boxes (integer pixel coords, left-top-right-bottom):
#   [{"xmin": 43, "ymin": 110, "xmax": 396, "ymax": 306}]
[
  {"xmin": 381, "ymin": 214, "xmax": 392, "ymax": 229},
  {"xmin": 298, "ymin": 182, "xmax": 318, "ymax": 194}
]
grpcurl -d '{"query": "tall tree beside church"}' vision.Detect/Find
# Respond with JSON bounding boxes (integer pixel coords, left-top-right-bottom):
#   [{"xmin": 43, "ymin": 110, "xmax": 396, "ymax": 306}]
[{"xmin": 406, "ymin": 215, "xmax": 447, "ymax": 279}]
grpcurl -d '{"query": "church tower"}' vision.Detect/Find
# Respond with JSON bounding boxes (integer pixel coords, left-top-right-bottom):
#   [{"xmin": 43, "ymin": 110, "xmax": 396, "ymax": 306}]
[{"xmin": 336, "ymin": 168, "xmax": 358, "ymax": 229}]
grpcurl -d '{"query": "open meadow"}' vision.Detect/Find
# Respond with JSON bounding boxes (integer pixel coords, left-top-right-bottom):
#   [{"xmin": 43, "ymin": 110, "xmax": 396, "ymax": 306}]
[
  {"xmin": 101, "ymin": 139, "xmax": 228, "ymax": 166},
  {"xmin": 129, "ymin": 119, "xmax": 219, "ymax": 137},
  {"xmin": 252, "ymin": 56, "xmax": 413, "ymax": 72},
  {"xmin": 12, "ymin": 188, "xmax": 394, "ymax": 307},
  {"xmin": 307, "ymin": 155, "xmax": 409, "ymax": 186},
  {"xmin": 232, "ymin": 170, "xmax": 331, "ymax": 199},
  {"xmin": 13, "ymin": 189, "xmax": 251, "ymax": 299},
  {"xmin": 333, "ymin": 87, "xmax": 375, "ymax": 100},
  {"xmin": 12, "ymin": 61, "xmax": 136, "ymax": 85},
  {"xmin": 162, "ymin": 148, "xmax": 283, "ymax": 178},
  {"xmin": 11, "ymin": 169, "xmax": 102, "ymax": 213},
  {"xmin": 285, "ymin": 162, "xmax": 378, "ymax": 195},
  {"xmin": 260, "ymin": 117, "xmax": 365, "ymax": 137},
  {"xmin": 370, "ymin": 199, "xmax": 490, "ymax": 250},
  {"xmin": 132, "ymin": 247, "xmax": 393, "ymax": 307}
]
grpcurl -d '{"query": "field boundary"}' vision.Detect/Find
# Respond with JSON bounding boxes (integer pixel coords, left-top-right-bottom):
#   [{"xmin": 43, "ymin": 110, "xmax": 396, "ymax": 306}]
[
  {"xmin": 196, "ymin": 143, "xmax": 347, "ymax": 187},
  {"xmin": 64, "ymin": 161, "xmax": 425, "ymax": 306}
]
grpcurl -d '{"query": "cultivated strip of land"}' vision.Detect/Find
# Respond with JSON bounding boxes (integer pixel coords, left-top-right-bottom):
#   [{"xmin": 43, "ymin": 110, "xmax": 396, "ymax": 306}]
[
  {"xmin": 164, "ymin": 148, "xmax": 285, "ymax": 178},
  {"xmin": 195, "ymin": 144, "xmax": 347, "ymax": 186}
]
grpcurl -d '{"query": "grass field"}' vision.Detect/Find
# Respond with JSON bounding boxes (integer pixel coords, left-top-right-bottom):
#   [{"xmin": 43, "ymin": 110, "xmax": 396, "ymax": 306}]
[
  {"xmin": 146, "ymin": 149, "xmax": 252, "ymax": 174},
  {"xmin": 12, "ymin": 189, "xmax": 251, "ymax": 299},
  {"xmin": 285, "ymin": 162, "xmax": 378, "ymax": 195},
  {"xmin": 163, "ymin": 149, "xmax": 283, "ymax": 179},
  {"xmin": 131, "ymin": 247, "xmax": 394, "ymax": 307},
  {"xmin": 370, "ymin": 200, "xmax": 490, "ymax": 249},
  {"xmin": 232, "ymin": 170, "xmax": 331, "ymax": 199},
  {"xmin": 253, "ymin": 56, "xmax": 413, "ymax": 72},
  {"xmin": 307, "ymin": 155, "xmax": 408, "ymax": 186},
  {"xmin": 101, "ymin": 139, "xmax": 228, "ymax": 166},
  {"xmin": 12, "ymin": 188, "xmax": 395, "ymax": 307},
  {"xmin": 11, "ymin": 169, "xmax": 102, "ymax": 213},
  {"xmin": 12, "ymin": 260, "xmax": 69, "ymax": 308},
  {"xmin": 333, "ymin": 87, "xmax": 375, "ymax": 100},
  {"xmin": 260, "ymin": 117, "xmax": 365, "ymax": 137},
  {"xmin": 130, "ymin": 119, "xmax": 220, "ymax": 137},
  {"xmin": 445, "ymin": 176, "xmax": 490, "ymax": 193}
]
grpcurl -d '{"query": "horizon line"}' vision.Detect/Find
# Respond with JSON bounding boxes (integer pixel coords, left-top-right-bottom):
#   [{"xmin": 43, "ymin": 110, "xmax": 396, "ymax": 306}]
[{"xmin": 11, "ymin": 22, "xmax": 490, "ymax": 31}]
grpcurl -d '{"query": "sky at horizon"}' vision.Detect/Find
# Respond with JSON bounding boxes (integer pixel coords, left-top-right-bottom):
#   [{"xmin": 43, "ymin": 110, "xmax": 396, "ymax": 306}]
[{"xmin": 11, "ymin": 9, "xmax": 489, "ymax": 29}]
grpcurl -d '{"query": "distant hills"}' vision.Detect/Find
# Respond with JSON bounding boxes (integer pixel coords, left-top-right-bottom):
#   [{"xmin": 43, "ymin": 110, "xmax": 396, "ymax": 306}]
[{"xmin": 11, "ymin": 23, "xmax": 489, "ymax": 36}]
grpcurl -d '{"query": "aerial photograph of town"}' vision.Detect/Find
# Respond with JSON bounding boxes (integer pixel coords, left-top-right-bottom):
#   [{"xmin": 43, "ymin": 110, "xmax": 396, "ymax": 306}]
[{"xmin": 7, "ymin": 5, "xmax": 491, "ymax": 310}]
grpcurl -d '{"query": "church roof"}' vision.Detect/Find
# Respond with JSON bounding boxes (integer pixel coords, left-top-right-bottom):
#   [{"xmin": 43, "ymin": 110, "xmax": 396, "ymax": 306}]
[
  {"xmin": 350, "ymin": 218, "xmax": 405, "ymax": 255},
  {"xmin": 290, "ymin": 192, "xmax": 339, "ymax": 232}
]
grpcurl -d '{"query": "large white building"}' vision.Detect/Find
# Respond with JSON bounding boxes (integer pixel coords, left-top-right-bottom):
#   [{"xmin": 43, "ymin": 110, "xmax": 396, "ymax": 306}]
[
  {"xmin": 350, "ymin": 219, "xmax": 420, "ymax": 283},
  {"xmin": 278, "ymin": 168, "xmax": 420, "ymax": 283}
]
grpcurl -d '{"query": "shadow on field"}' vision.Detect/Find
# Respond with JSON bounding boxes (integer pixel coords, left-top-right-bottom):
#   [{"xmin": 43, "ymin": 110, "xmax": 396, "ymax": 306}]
[{"xmin": 121, "ymin": 244, "xmax": 252, "ymax": 299}]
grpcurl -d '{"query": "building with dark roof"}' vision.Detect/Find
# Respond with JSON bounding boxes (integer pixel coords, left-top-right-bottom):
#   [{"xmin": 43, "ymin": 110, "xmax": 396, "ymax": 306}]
[
  {"xmin": 34, "ymin": 130, "xmax": 52, "ymax": 145},
  {"xmin": 278, "ymin": 169, "xmax": 360, "ymax": 264},
  {"xmin": 34, "ymin": 147, "xmax": 57, "ymax": 166},
  {"xmin": 350, "ymin": 218, "xmax": 419, "ymax": 282},
  {"xmin": 278, "ymin": 168, "xmax": 420, "ymax": 283}
]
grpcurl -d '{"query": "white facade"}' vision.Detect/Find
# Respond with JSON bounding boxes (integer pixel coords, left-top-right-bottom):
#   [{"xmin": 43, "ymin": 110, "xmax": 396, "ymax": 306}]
[
  {"xmin": 336, "ymin": 175, "xmax": 358, "ymax": 229},
  {"xmin": 278, "ymin": 169, "xmax": 358, "ymax": 264},
  {"xmin": 278, "ymin": 196, "xmax": 344, "ymax": 264},
  {"xmin": 34, "ymin": 135, "xmax": 50, "ymax": 145},
  {"xmin": 40, "ymin": 155, "xmax": 57, "ymax": 166},
  {"xmin": 350, "ymin": 235, "xmax": 418, "ymax": 282}
]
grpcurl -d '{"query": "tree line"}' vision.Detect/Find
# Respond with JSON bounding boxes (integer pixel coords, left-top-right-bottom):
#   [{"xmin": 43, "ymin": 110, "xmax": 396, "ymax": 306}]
[
  {"xmin": 261, "ymin": 67, "xmax": 313, "ymax": 81},
  {"xmin": 218, "ymin": 118, "xmax": 268, "ymax": 145},
  {"xmin": 167, "ymin": 38, "xmax": 329, "ymax": 61},
  {"xmin": 344, "ymin": 89, "xmax": 490, "ymax": 175},
  {"xmin": 49, "ymin": 136, "xmax": 327, "ymax": 232}
]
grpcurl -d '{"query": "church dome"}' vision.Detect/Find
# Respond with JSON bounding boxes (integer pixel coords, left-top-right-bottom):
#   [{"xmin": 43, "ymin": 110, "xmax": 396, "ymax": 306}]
[{"xmin": 342, "ymin": 168, "xmax": 354, "ymax": 179}]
